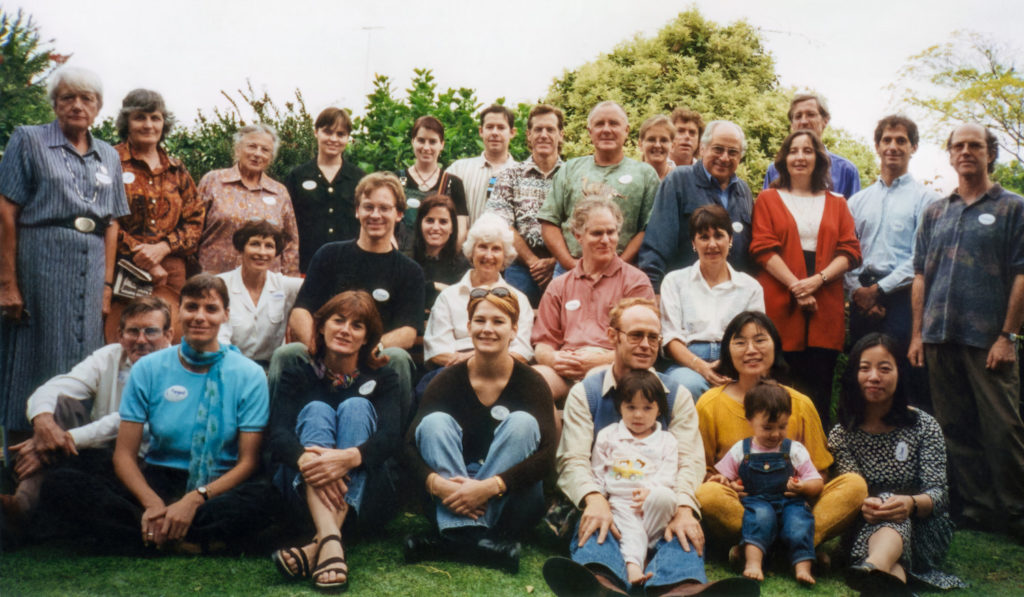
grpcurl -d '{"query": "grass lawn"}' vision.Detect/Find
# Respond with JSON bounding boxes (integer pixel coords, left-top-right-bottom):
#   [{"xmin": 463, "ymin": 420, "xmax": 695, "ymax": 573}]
[{"xmin": 3, "ymin": 512, "xmax": 1024, "ymax": 596}]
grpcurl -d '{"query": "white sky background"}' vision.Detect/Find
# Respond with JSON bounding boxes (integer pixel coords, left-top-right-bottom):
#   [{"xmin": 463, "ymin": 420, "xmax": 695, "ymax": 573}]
[{"xmin": 21, "ymin": 0, "xmax": 1022, "ymax": 192}]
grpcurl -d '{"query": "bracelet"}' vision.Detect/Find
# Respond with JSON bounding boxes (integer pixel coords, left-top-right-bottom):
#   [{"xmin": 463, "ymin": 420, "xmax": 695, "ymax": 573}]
[
  {"xmin": 493, "ymin": 476, "xmax": 505, "ymax": 497},
  {"xmin": 819, "ymin": 271, "xmax": 828, "ymax": 283}
]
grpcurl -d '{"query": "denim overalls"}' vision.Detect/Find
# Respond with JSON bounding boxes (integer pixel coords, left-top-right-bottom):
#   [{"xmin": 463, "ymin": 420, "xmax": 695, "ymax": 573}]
[{"xmin": 737, "ymin": 438, "xmax": 816, "ymax": 565}]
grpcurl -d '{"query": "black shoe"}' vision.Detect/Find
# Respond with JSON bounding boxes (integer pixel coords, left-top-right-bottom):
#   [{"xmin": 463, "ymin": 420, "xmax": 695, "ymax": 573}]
[
  {"xmin": 542, "ymin": 557, "xmax": 626, "ymax": 597},
  {"xmin": 846, "ymin": 561, "xmax": 879, "ymax": 593},
  {"xmin": 402, "ymin": 533, "xmax": 446, "ymax": 564},
  {"xmin": 473, "ymin": 538, "xmax": 520, "ymax": 574}
]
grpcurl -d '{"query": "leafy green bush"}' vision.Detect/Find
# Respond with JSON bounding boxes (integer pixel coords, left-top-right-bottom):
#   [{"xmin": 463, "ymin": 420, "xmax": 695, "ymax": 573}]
[{"xmin": 0, "ymin": 9, "xmax": 67, "ymax": 150}]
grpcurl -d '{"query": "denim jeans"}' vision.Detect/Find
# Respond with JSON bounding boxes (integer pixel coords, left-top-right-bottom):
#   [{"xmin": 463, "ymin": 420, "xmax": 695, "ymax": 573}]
[
  {"xmin": 664, "ymin": 341, "xmax": 720, "ymax": 403},
  {"xmin": 415, "ymin": 411, "xmax": 544, "ymax": 536},
  {"xmin": 503, "ymin": 261, "xmax": 542, "ymax": 307},
  {"xmin": 741, "ymin": 495, "xmax": 815, "ymax": 565},
  {"xmin": 570, "ymin": 524, "xmax": 707, "ymax": 590},
  {"xmin": 293, "ymin": 397, "xmax": 377, "ymax": 511}
]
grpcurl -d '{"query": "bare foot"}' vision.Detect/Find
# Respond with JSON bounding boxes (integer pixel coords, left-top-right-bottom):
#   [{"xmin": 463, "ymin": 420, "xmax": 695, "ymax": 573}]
[
  {"xmin": 627, "ymin": 562, "xmax": 652, "ymax": 585},
  {"xmin": 742, "ymin": 565, "xmax": 764, "ymax": 581},
  {"xmin": 795, "ymin": 560, "xmax": 815, "ymax": 584},
  {"xmin": 743, "ymin": 544, "xmax": 764, "ymax": 581},
  {"xmin": 280, "ymin": 540, "xmax": 317, "ymax": 576}
]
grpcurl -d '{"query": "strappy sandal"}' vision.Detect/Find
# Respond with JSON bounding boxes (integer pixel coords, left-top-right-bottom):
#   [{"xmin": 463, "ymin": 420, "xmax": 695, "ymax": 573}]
[
  {"xmin": 312, "ymin": 534, "xmax": 349, "ymax": 593},
  {"xmin": 272, "ymin": 545, "xmax": 312, "ymax": 580}
]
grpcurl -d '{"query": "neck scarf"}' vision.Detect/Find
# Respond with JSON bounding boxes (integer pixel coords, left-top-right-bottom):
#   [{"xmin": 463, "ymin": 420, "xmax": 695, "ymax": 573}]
[
  {"xmin": 179, "ymin": 339, "xmax": 237, "ymax": 491},
  {"xmin": 313, "ymin": 357, "xmax": 360, "ymax": 389}
]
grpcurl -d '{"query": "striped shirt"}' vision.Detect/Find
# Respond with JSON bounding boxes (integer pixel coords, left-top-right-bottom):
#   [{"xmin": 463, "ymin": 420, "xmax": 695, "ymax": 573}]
[{"xmin": 446, "ymin": 152, "xmax": 517, "ymax": 225}]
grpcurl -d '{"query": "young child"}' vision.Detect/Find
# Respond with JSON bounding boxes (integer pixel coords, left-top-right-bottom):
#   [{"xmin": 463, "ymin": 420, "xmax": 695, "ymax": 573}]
[
  {"xmin": 709, "ymin": 380, "xmax": 823, "ymax": 584},
  {"xmin": 590, "ymin": 370, "xmax": 678, "ymax": 586}
]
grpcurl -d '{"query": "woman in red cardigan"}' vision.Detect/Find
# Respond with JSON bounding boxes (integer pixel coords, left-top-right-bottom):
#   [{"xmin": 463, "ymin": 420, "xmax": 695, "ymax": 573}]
[{"xmin": 750, "ymin": 130, "xmax": 861, "ymax": 427}]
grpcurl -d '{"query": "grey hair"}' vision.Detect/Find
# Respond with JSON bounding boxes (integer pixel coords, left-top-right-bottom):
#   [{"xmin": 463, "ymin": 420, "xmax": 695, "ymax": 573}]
[
  {"xmin": 788, "ymin": 93, "xmax": 831, "ymax": 123},
  {"xmin": 116, "ymin": 89, "xmax": 176, "ymax": 142},
  {"xmin": 462, "ymin": 212, "xmax": 517, "ymax": 268},
  {"xmin": 47, "ymin": 66, "xmax": 103, "ymax": 109},
  {"xmin": 700, "ymin": 120, "xmax": 747, "ymax": 155},
  {"xmin": 587, "ymin": 101, "xmax": 629, "ymax": 127},
  {"xmin": 233, "ymin": 123, "xmax": 280, "ymax": 161},
  {"xmin": 570, "ymin": 195, "xmax": 623, "ymax": 237}
]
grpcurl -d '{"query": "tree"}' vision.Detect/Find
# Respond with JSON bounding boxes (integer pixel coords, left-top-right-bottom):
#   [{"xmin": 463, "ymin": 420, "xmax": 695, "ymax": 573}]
[
  {"xmin": 544, "ymin": 8, "xmax": 877, "ymax": 189},
  {"xmin": 895, "ymin": 31, "xmax": 1024, "ymax": 169},
  {"xmin": 0, "ymin": 9, "xmax": 67, "ymax": 149}
]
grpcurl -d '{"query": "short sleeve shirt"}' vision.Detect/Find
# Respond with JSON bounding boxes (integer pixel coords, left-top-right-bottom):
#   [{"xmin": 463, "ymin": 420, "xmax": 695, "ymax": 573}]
[{"xmin": 487, "ymin": 155, "xmax": 563, "ymax": 250}]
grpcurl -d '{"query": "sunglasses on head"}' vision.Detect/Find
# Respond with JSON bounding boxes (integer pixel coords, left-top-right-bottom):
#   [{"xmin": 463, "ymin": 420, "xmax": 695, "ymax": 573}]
[{"xmin": 469, "ymin": 287, "xmax": 512, "ymax": 299}]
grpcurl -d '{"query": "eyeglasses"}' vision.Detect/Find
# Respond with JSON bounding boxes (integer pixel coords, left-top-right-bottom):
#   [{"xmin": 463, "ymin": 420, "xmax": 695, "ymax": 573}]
[
  {"xmin": 707, "ymin": 145, "xmax": 742, "ymax": 159},
  {"xmin": 469, "ymin": 287, "xmax": 512, "ymax": 299},
  {"xmin": 614, "ymin": 328, "xmax": 662, "ymax": 346},
  {"xmin": 122, "ymin": 326, "xmax": 165, "ymax": 340}
]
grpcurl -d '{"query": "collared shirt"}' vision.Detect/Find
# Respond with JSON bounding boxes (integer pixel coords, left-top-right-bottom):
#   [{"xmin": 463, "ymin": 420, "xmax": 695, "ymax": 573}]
[
  {"xmin": 914, "ymin": 184, "xmax": 1024, "ymax": 348},
  {"xmin": 531, "ymin": 256, "xmax": 654, "ymax": 352},
  {"xmin": 660, "ymin": 263, "xmax": 765, "ymax": 347},
  {"xmin": 115, "ymin": 142, "xmax": 203, "ymax": 258},
  {"xmin": 702, "ymin": 166, "xmax": 731, "ymax": 208},
  {"xmin": 217, "ymin": 268, "xmax": 303, "ymax": 362},
  {"xmin": 446, "ymin": 152, "xmax": 518, "ymax": 224},
  {"xmin": 591, "ymin": 420, "xmax": 677, "ymax": 497},
  {"xmin": 486, "ymin": 155, "xmax": 563, "ymax": 250},
  {"xmin": 845, "ymin": 173, "xmax": 939, "ymax": 294},
  {"xmin": 25, "ymin": 343, "xmax": 131, "ymax": 449},
  {"xmin": 197, "ymin": 165, "xmax": 299, "ymax": 275},
  {"xmin": 638, "ymin": 162, "xmax": 754, "ymax": 293},
  {"xmin": 284, "ymin": 158, "xmax": 365, "ymax": 273},
  {"xmin": 557, "ymin": 366, "xmax": 705, "ymax": 514},
  {"xmin": 423, "ymin": 270, "xmax": 534, "ymax": 361},
  {"xmin": 537, "ymin": 155, "xmax": 659, "ymax": 256},
  {"xmin": 763, "ymin": 150, "xmax": 861, "ymax": 199}
]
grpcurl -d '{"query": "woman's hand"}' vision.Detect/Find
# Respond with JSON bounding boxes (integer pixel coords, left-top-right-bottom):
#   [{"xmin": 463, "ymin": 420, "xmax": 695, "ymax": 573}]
[
  {"xmin": 299, "ymin": 446, "xmax": 358, "ymax": 487},
  {"xmin": 0, "ymin": 279, "xmax": 24, "ymax": 321},
  {"xmin": 789, "ymin": 275, "xmax": 824, "ymax": 300},
  {"xmin": 313, "ymin": 478, "xmax": 349, "ymax": 512},
  {"xmin": 865, "ymin": 494, "xmax": 914, "ymax": 523},
  {"xmin": 141, "ymin": 500, "xmax": 168, "ymax": 546},
  {"xmin": 695, "ymin": 359, "xmax": 731, "ymax": 386},
  {"xmin": 441, "ymin": 476, "xmax": 495, "ymax": 519},
  {"xmin": 706, "ymin": 474, "xmax": 747, "ymax": 497},
  {"xmin": 161, "ymin": 491, "xmax": 203, "ymax": 542},
  {"xmin": 133, "ymin": 242, "xmax": 171, "ymax": 270},
  {"xmin": 796, "ymin": 294, "xmax": 817, "ymax": 313}
]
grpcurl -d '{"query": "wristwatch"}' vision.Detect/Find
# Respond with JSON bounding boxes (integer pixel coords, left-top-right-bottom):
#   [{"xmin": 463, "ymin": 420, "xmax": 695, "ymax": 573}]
[
  {"xmin": 1002, "ymin": 331, "xmax": 1020, "ymax": 343},
  {"xmin": 197, "ymin": 486, "xmax": 210, "ymax": 501}
]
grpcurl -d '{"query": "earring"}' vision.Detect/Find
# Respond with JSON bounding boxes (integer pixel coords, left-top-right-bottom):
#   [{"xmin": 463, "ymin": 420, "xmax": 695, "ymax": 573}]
[{"xmin": 691, "ymin": 246, "xmax": 697, "ymax": 252}]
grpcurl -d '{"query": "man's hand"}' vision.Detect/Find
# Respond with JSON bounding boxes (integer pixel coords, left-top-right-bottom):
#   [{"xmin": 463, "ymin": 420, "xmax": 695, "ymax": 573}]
[
  {"xmin": 852, "ymin": 285, "xmax": 880, "ymax": 313},
  {"xmin": 664, "ymin": 506, "xmax": 704, "ymax": 557},
  {"xmin": 578, "ymin": 493, "xmax": 620, "ymax": 547},
  {"xmin": 908, "ymin": 335, "xmax": 925, "ymax": 367},
  {"xmin": 529, "ymin": 257, "xmax": 556, "ymax": 286},
  {"xmin": 11, "ymin": 439, "xmax": 44, "ymax": 479},
  {"xmin": 987, "ymin": 336, "xmax": 1018, "ymax": 370},
  {"xmin": 552, "ymin": 350, "xmax": 587, "ymax": 380},
  {"xmin": 32, "ymin": 413, "xmax": 77, "ymax": 456}
]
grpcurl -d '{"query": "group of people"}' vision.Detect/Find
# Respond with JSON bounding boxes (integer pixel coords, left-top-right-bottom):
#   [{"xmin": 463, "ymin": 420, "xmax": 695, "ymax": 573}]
[{"xmin": 1, "ymin": 63, "xmax": 1021, "ymax": 596}]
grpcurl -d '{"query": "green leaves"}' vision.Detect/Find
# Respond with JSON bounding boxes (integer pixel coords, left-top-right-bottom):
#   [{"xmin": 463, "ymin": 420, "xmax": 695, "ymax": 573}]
[{"xmin": 0, "ymin": 9, "xmax": 64, "ymax": 149}]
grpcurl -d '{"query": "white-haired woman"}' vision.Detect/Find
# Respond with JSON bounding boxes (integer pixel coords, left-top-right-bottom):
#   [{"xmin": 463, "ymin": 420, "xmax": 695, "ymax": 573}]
[
  {"xmin": 197, "ymin": 124, "xmax": 300, "ymax": 275},
  {"xmin": 423, "ymin": 213, "xmax": 534, "ymax": 369},
  {"xmin": 0, "ymin": 66, "xmax": 129, "ymax": 432}
]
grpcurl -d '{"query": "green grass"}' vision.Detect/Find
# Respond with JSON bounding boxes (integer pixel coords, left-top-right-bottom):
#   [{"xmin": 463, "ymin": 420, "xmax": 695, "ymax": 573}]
[{"xmin": 2, "ymin": 513, "xmax": 1023, "ymax": 596}]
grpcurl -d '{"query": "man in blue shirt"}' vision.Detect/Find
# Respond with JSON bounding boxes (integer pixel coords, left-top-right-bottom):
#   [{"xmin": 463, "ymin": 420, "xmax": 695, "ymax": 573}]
[
  {"xmin": 845, "ymin": 116, "xmax": 938, "ymax": 408},
  {"xmin": 763, "ymin": 93, "xmax": 861, "ymax": 199},
  {"xmin": 909, "ymin": 123, "xmax": 1024, "ymax": 541},
  {"xmin": 639, "ymin": 121, "xmax": 753, "ymax": 293}
]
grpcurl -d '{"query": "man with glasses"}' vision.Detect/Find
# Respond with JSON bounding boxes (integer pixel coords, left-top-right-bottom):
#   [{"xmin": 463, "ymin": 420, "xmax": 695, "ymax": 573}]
[
  {"xmin": 543, "ymin": 297, "xmax": 756, "ymax": 596},
  {"xmin": 1, "ymin": 296, "xmax": 172, "ymax": 527},
  {"xmin": 639, "ymin": 120, "xmax": 754, "ymax": 294}
]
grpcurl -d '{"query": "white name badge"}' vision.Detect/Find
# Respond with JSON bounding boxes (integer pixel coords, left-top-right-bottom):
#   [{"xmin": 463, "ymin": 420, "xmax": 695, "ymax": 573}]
[
  {"xmin": 894, "ymin": 441, "xmax": 909, "ymax": 462},
  {"xmin": 618, "ymin": 174, "xmax": 633, "ymax": 185},
  {"xmin": 99, "ymin": 164, "xmax": 109, "ymax": 174},
  {"xmin": 491, "ymin": 405, "xmax": 510, "ymax": 421},
  {"xmin": 262, "ymin": 196, "xmax": 277, "ymax": 205},
  {"xmin": 891, "ymin": 222, "xmax": 906, "ymax": 233},
  {"xmin": 372, "ymin": 288, "xmax": 390, "ymax": 302},
  {"xmin": 407, "ymin": 198, "xmax": 421, "ymax": 209},
  {"xmin": 122, "ymin": 172, "xmax": 136, "ymax": 184},
  {"xmin": 359, "ymin": 380, "xmax": 377, "ymax": 395},
  {"xmin": 565, "ymin": 299, "xmax": 581, "ymax": 311},
  {"xmin": 732, "ymin": 221, "xmax": 744, "ymax": 234},
  {"xmin": 271, "ymin": 291, "xmax": 285, "ymax": 300},
  {"xmin": 979, "ymin": 213, "xmax": 996, "ymax": 226},
  {"xmin": 164, "ymin": 385, "xmax": 189, "ymax": 402},
  {"xmin": 95, "ymin": 172, "xmax": 112, "ymax": 185},
  {"xmin": 302, "ymin": 180, "xmax": 317, "ymax": 190}
]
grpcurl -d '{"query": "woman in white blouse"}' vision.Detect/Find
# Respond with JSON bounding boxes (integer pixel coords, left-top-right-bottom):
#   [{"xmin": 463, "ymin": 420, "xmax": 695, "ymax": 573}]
[
  {"xmin": 217, "ymin": 220, "xmax": 302, "ymax": 367},
  {"xmin": 661, "ymin": 205, "xmax": 764, "ymax": 401},
  {"xmin": 424, "ymin": 213, "xmax": 534, "ymax": 368}
]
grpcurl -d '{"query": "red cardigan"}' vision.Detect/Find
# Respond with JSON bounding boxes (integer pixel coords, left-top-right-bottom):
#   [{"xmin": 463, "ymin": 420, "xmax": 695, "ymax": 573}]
[{"xmin": 750, "ymin": 189, "xmax": 861, "ymax": 352}]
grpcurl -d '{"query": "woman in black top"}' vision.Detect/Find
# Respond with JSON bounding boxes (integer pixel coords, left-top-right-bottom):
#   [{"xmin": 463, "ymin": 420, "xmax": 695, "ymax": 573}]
[
  {"xmin": 269, "ymin": 290, "xmax": 400, "ymax": 591},
  {"xmin": 412, "ymin": 194, "xmax": 470, "ymax": 312},
  {"xmin": 404, "ymin": 288, "xmax": 556, "ymax": 572}
]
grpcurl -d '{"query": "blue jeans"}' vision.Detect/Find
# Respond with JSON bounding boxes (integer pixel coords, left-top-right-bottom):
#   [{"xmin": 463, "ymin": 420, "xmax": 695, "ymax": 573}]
[
  {"xmin": 570, "ymin": 525, "xmax": 707, "ymax": 590},
  {"xmin": 503, "ymin": 262, "xmax": 542, "ymax": 307},
  {"xmin": 415, "ymin": 411, "xmax": 544, "ymax": 536},
  {"xmin": 741, "ymin": 495, "xmax": 815, "ymax": 566},
  {"xmin": 553, "ymin": 261, "xmax": 570, "ymax": 279},
  {"xmin": 292, "ymin": 398, "xmax": 377, "ymax": 511},
  {"xmin": 664, "ymin": 341, "xmax": 720, "ymax": 402}
]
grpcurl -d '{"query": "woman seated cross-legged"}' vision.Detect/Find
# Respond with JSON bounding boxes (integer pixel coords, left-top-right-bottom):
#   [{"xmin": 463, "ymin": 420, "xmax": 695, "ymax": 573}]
[
  {"xmin": 268, "ymin": 290, "xmax": 402, "ymax": 592},
  {"xmin": 404, "ymin": 288, "xmax": 556, "ymax": 573}
]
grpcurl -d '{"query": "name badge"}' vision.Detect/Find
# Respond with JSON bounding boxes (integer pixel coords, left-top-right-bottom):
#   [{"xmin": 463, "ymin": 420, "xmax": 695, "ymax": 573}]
[
  {"xmin": 122, "ymin": 172, "xmax": 136, "ymax": 184},
  {"xmin": 372, "ymin": 288, "xmax": 390, "ymax": 302},
  {"xmin": 262, "ymin": 196, "xmax": 277, "ymax": 205},
  {"xmin": 732, "ymin": 221, "xmax": 743, "ymax": 234},
  {"xmin": 894, "ymin": 441, "xmax": 909, "ymax": 462},
  {"xmin": 164, "ymin": 385, "xmax": 189, "ymax": 402},
  {"xmin": 978, "ymin": 213, "xmax": 996, "ymax": 226},
  {"xmin": 95, "ymin": 172, "xmax": 112, "ymax": 185},
  {"xmin": 618, "ymin": 174, "xmax": 633, "ymax": 185},
  {"xmin": 491, "ymin": 405, "xmax": 509, "ymax": 421},
  {"xmin": 359, "ymin": 380, "xmax": 377, "ymax": 395},
  {"xmin": 407, "ymin": 198, "xmax": 421, "ymax": 209},
  {"xmin": 302, "ymin": 180, "xmax": 317, "ymax": 190},
  {"xmin": 565, "ymin": 299, "xmax": 581, "ymax": 311}
]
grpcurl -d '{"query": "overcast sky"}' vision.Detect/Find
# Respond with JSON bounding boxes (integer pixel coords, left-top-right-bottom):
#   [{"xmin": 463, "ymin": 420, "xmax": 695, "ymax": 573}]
[{"xmin": 21, "ymin": 0, "xmax": 1020, "ymax": 192}]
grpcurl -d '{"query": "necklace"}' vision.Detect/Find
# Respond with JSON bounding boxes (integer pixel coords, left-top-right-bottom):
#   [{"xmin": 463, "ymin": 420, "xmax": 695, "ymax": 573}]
[
  {"xmin": 60, "ymin": 146, "xmax": 98, "ymax": 204},
  {"xmin": 411, "ymin": 164, "xmax": 440, "ymax": 192}
]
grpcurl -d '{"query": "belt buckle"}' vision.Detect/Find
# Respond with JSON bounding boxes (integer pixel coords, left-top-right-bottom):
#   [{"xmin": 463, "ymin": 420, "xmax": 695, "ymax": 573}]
[{"xmin": 73, "ymin": 217, "xmax": 96, "ymax": 233}]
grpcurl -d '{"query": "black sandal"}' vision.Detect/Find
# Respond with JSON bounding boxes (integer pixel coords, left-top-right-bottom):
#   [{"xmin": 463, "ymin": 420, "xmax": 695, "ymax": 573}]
[
  {"xmin": 312, "ymin": 534, "xmax": 349, "ymax": 593},
  {"xmin": 272, "ymin": 545, "xmax": 312, "ymax": 580}
]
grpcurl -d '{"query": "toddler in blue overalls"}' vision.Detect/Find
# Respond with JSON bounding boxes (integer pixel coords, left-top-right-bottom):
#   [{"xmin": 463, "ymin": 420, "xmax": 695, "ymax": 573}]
[{"xmin": 708, "ymin": 380, "xmax": 823, "ymax": 584}]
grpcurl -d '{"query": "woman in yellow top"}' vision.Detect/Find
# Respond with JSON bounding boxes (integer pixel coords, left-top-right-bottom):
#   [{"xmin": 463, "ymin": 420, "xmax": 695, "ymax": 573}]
[{"xmin": 694, "ymin": 311, "xmax": 867, "ymax": 555}]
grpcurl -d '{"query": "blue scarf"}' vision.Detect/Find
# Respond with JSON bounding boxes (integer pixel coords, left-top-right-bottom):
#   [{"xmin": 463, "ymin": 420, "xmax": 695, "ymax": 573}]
[{"xmin": 179, "ymin": 339, "xmax": 238, "ymax": 491}]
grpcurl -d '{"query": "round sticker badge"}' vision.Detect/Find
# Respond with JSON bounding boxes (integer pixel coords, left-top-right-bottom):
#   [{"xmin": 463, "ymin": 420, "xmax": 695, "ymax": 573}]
[
  {"xmin": 164, "ymin": 385, "xmax": 189, "ymax": 402},
  {"xmin": 372, "ymin": 288, "xmax": 390, "ymax": 302},
  {"xmin": 618, "ymin": 174, "xmax": 633, "ymax": 185},
  {"xmin": 732, "ymin": 221, "xmax": 744, "ymax": 234},
  {"xmin": 491, "ymin": 405, "xmax": 510, "ymax": 421},
  {"xmin": 891, "ymin": 222, "xmax": 906, "ymax": 233},
  {"xmin": 407, "ymin": 198, "xmax": 421, "ymax": 209},
  {"xmin": 122, "ymin": 172, "xmax": 136, "ymax": 184},
  {"xmin": 894, "ymin": 441, "xmax": 909, "ymax": 462},
  {"xmin": 95, "ymin": 172, "xmax": 112, "ymax": 185},
  {"xmin": 359, "ymin": 380, "xmax": 377, "ymax": 395},
  {"xmin": 262, "ymin": 195, "xmax": 277, "ymax": 205},
  {"xmin": 301, "ymin": 180, "xmax": 317, "ymax": 190},
  {"xmin": 565, "ymin": 299, "xmax": 581, "ymax": 311},
  {"xmin": 978, "ymin": 213, "xmax": 996, "ymax": 226}
]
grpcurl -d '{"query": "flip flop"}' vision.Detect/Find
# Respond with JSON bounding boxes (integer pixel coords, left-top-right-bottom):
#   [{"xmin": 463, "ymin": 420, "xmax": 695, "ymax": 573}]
[
  {"xmin": 312, "ymin": 534, "xmax": 349, "ymax": 593},
  {"xmin": 272, "ymin": 545, "xmax": 311, "ymax": 580}
]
